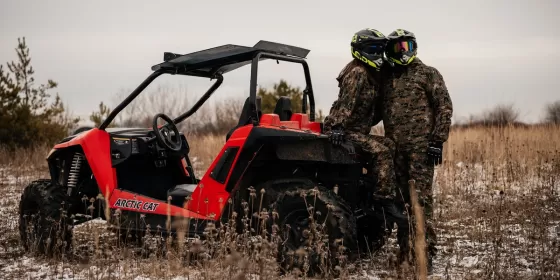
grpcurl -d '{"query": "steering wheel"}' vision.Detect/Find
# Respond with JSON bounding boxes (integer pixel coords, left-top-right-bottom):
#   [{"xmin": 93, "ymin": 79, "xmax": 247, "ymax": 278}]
[{"xmin": 152, "ymin": 113, "xmax": 182, "ymax": 152}]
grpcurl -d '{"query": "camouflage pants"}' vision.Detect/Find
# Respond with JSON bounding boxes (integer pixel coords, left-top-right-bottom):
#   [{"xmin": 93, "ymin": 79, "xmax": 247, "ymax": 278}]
[
  {"xmin": 393, "ymin": 147, "xmax": 437, "ymax": 261},
  {"xmin": 346, "ymin": 133, "xmax": 397, "ymax": 200}
]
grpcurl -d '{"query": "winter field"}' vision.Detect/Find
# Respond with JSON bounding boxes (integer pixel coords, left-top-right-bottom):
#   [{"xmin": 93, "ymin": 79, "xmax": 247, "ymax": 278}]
[{"xmin": 0, "ymin": 125, "xmax": 558, "ymax": 280}]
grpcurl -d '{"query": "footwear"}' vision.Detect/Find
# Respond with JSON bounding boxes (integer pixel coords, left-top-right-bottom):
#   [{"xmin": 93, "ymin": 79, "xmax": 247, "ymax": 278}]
[{"xmin": 427, "ymin": 257, "xmax": 433, "ymax": 275}]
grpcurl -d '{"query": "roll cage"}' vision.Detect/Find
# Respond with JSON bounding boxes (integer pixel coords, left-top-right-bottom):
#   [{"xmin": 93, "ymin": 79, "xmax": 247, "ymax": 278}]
[{"xmin": 99, "ymin": 40, "xmax": 316, "ymax": 130}]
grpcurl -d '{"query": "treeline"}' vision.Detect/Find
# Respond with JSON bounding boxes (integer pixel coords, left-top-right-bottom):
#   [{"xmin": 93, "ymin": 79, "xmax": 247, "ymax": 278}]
[
  {"xmin": 87, "ymin": 79, "xmax": 325, "ymax": 136},
  {"xmin": 451, "ymin": 103, "xmax": 560, "ymax": 130},
  {"xmin": 88, "ymin": 89, "xmax": 244, "ymax": 136},
  {"xmin": 0, "ymin": 37, "xmax": 324, "ymax": 150},
  {"xmin": 1, "ymin": 37, "xmax": 559, "ymax": 150},
  {"xmin": 0, "ymin": 38, "xmax": 80, "ymax": 150}
]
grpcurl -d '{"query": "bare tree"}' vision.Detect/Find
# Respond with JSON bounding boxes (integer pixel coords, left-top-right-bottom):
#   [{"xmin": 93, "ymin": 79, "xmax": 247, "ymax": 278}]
[
  {"xmin": 101, "ymin": 84, "xmax": 243, "ymax": 135},
  {"xmin": 481, "ymin": 103, "xmax": 520, "ymax": 126},
  {"xmin": 544, "ymin": 100, "xmax": 560, "ymax": 124}
]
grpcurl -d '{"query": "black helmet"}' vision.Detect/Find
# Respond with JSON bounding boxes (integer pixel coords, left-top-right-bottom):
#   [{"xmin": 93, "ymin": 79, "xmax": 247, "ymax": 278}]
[
  {"xmin": 351, "ymin": 28, "xmax": 388, "ymax": 71},
  {"xmin": 385, "ymin": 29, "xmax": 418, "ymax": 66}
]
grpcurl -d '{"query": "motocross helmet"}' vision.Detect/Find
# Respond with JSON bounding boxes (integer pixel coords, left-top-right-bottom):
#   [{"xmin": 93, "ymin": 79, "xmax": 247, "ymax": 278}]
[
  {"xmin": 351, "ymin": 28, "xmax": 388, "ymax": 70},
  {"xmin": 385, "ymin": 29, "xmax": 417, "ymax": 66}
]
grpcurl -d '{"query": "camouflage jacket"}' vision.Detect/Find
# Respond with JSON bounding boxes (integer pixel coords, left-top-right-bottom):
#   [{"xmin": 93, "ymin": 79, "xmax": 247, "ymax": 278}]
[
  {"xmin": 378, "ymin": 58, "xmax": 453, "ymax": 149},
  {"xmin": 323, "ymin": 59, "xmax": 382, "ymax": 135}
]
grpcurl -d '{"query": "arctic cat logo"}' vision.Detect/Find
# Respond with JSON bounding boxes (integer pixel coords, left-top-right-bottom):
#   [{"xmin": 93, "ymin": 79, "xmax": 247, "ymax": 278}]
[{"xmin": 114, "ymin": 198, "xmax": 160, "ymax": 212}]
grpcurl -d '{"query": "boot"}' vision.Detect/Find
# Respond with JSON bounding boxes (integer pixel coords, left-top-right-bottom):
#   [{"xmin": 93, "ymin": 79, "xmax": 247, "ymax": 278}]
[
  {"xmin": 427, "ymin": 246, "xmax": 437, "ymax": 275},
  {"xmin": 427, "ymin": 256, "xmax": 433, "ymax": 275}
]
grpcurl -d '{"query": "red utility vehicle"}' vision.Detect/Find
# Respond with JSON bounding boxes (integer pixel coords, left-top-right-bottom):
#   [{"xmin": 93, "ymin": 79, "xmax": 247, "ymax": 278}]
[{"xmin": 18, "ymin": 41, "xmax": 388, "ymax": 275}]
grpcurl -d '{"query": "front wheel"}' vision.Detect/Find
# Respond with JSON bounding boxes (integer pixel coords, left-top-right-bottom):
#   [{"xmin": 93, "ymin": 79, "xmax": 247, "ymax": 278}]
[{"xmin": 19, "ymin": 179, "xmax": 73, "ymax": 258}]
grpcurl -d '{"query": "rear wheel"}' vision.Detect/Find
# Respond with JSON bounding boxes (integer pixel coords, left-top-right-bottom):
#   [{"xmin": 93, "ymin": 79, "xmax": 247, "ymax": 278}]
[
  {"xmin": 256, "ymin": 179, "xmax": 358, "ymax": 277},
  {"xmin": 19, "ymin": 179, "xmax": 73, "ymax": 258}
]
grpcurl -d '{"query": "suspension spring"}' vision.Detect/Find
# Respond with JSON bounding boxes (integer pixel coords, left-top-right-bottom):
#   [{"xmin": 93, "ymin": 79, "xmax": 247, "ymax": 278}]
[{"xmin": 67, "ymin": 153, "xmax": 84, "ymax": 193}]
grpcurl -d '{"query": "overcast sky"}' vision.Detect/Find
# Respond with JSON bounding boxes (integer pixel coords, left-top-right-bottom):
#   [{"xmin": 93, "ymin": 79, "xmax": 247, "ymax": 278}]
[{"xmin": 1, "ymin": 0, "xmax": 559, "ymax": 124}]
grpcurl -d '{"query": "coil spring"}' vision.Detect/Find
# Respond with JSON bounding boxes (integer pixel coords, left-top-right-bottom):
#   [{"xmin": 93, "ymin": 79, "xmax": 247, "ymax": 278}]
[{"xmin": 67, "ymin": 153, "xmax": 84, "ymax": 188}]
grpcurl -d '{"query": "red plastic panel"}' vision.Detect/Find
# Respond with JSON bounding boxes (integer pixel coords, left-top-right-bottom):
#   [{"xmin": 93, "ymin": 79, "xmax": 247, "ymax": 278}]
[
  {"xmin": 53, "ymin": 128, "xmax": 116, "ymax": 197},
  {"xmin": 109, "ymin": 189, "xmax": 208, "ymax": 219}
]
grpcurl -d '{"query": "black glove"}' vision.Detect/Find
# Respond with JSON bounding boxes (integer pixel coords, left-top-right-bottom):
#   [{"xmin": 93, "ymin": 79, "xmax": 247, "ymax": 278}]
[
  {"xmin": 427, "ymin": 141, "xmax": 443, "ymax": 166},
  {"xmin": 329, "ymin": 129, "xmax": 345, "ymax": 146},
  {"xmin": 340, "ymin": 142, "xmax": 356, "ymax": 155}
]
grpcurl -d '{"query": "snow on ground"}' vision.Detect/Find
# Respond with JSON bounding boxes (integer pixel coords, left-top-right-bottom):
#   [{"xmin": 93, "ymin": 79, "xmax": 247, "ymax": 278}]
[{"xmin": 0, "ymin": 162, "xmax": 559, "ymax": 279}]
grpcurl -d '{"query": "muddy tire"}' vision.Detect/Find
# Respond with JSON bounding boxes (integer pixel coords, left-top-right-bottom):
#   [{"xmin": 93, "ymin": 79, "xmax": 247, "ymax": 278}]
[
  {"xmin": 19, "ymin": 179, "xmax": 73, "ymax": 258},
  {"xmin": 257, "ymin": 178, "xmax": 358, "ymax": 277}
]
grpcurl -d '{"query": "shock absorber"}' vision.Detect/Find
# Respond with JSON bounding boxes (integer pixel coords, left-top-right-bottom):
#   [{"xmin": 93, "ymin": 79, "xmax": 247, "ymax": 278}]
[{"xmin": 67, "ymin": 153, "xmax": 84, "ymax": 196}]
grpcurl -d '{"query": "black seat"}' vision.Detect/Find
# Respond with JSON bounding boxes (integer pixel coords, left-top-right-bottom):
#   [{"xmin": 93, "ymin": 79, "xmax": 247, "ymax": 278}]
[
  {"xmin": 226, "ymin": 96, "xmax": 262, "ymax": 141},
  {"xmin": 167, "ymin": 184, "xmax": 198, "ymax": 197},
  {"xmin": 273, "ymin": 96, "xmax": 293, "ymax": 121}
]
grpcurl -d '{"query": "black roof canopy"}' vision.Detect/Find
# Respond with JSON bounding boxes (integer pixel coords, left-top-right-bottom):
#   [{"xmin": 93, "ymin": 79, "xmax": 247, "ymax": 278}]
[
  {"xmin": 99, "ymin": 40, "xmax": 315, "ymax": 130},
  {"xmin": 151, "ymin": 40, "xmax": 310, "ymax": 78}
]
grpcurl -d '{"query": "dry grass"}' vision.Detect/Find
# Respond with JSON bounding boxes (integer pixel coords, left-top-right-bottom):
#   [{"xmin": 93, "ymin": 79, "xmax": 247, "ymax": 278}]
[
  {"xmin": 445, "ymin": 124, "xmax": 560, "ymax": 165},
  {"xmin": 1, "ymin": 125, "xmax": 559, "ymax": 279},
  {"xmin": 409, "ymin": 180, "xmax": 428, "ymax": 280},
  {"xmin": 187, "ymin": 133, "xmax": 229, "ymax": 174},
  {"xmin": 429, "ymin": 125, "xmax": 560, "ymax": 279}
]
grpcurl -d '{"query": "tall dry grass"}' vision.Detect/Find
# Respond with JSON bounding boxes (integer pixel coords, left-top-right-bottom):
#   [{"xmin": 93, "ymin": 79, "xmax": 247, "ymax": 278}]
[
  {"xmin": 1, "ymin": 125, "xmax": 559, "ymax": 279},
  {"xmin": 445, "ymin": 124, "xmax": 560, "ymax": 165},
  {"xmin": 430, "ymin": 124, "xmax": 560, "ymax": 279}
]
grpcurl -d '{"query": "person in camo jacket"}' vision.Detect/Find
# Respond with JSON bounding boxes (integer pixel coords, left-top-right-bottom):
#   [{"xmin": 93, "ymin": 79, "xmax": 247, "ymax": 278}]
[
  {"xmin": 377, "ymin": 28, "xmax": 453, "ymax": 272},
  {"xmin": 323, "ymin": 28, "xmax": 410, "ymax": 256}
]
